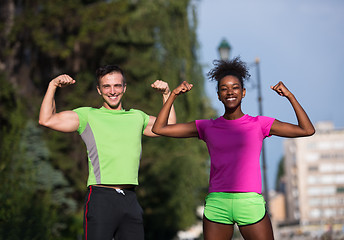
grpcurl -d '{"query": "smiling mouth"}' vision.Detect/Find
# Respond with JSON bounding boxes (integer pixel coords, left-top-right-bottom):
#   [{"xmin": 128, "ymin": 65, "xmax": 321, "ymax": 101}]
[{"xmin": 226, "ymin": 97, "xmax": 236, "ymax": 101}]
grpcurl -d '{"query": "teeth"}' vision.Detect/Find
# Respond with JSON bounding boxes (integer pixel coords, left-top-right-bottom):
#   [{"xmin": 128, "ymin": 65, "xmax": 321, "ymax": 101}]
[{"xmin": 227, "ymin": 98, "xmax": 236, "ymax": 101}]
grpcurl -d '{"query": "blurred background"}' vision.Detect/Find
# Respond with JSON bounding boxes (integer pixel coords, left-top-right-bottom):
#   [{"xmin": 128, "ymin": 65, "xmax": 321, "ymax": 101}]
[{"xmin": 0, "ymin": 0, "xmax": 343, "ymax": 239}]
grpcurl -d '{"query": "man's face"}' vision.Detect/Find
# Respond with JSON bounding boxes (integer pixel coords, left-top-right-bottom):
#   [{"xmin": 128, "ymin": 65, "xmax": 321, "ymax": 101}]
[{"xmin": 97, "ymin": 72, "xmax": 126, "ymax": 110}]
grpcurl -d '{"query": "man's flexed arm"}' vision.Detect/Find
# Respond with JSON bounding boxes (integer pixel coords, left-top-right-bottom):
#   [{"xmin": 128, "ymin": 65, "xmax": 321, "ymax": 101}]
[
  {"xmin": 39, "ymin": 74, "xmax": 79, "ymax": 132},
  {"xmin": 151, "ymin": 80, "xmax": 177, "ymax": 124},
  {"xmin": 143, "ymin": 80, "xmax": 177, "ymax": 137}
]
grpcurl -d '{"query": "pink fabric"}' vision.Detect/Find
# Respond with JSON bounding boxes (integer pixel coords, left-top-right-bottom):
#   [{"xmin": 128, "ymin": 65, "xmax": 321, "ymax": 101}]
[{"xmin": 195, "ymin": 115, "xmax": 275, "ymax": 194}]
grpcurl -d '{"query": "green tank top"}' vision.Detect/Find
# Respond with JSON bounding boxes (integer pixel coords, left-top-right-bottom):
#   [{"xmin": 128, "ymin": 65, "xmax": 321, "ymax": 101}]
[{"xmin": 73, "ymin": 106, "xmax": 150, "ymax": 186}]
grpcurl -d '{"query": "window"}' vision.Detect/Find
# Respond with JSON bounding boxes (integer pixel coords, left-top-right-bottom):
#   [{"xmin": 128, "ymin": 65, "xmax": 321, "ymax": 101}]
[
  {"xmin": 308, "ymin": 166, "xmax": 318, "ymax": 172},
  {"xmin": 306, "ymin": 153, "xmax": 319, "ymax": 162},
  {"xmin": 337, "ymin": 187, "xmax": 344, "ymax": 193},
  {"xmin": 309, "ymin": 208, "xmax": 321, "ymax": 218}
]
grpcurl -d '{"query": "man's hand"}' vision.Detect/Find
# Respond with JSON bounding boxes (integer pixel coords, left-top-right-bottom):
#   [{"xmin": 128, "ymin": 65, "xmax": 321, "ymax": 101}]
[
  {"xmin": 52, "ymin": 74, "xmax": 76, "ymax": 88},
  {"xmin": 151, "ymin": 80, "xmax": 171, "ymax": 95}
]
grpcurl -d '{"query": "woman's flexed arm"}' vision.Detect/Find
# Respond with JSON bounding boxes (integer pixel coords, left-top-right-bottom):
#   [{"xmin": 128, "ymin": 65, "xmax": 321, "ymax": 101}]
[
  {"xmin": 152, "ymin": 81, "xmax": 198, "ymax": 138},
  {"xmin": 269, "ymin": 81, "xmax": 315, "ymax": 138}
]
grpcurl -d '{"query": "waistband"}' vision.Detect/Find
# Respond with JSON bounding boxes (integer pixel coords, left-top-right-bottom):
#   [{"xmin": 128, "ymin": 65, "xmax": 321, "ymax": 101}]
[
  {"xmin": 207, "ymin": 192, "xmax": 262, "ymax": 199},
  {"xmin": 89, "ymin": 185, "xmax": 136, "ymax": 192}
]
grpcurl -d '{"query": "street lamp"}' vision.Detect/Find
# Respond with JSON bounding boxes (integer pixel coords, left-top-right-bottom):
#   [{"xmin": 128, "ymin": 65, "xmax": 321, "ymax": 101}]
[
  {"xmin": 218, "ymin": 39, "xmax": 232, "ymax": 61},
  {"xmin": 217, "ymin": 39, "xmax": 270, "ymax": 208}
]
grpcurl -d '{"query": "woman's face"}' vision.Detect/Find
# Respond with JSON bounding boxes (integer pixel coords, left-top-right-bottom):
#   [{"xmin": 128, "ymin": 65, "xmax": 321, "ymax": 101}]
[{"xmin": 217, "ymin": 75, "xmax": 246, "ymax": 109}]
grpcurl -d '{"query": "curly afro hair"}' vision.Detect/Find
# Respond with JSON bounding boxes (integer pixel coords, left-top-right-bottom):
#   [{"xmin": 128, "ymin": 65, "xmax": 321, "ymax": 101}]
[{"xmin": 207, "ymin": 56, "xmax": 250, "ymax": 89}]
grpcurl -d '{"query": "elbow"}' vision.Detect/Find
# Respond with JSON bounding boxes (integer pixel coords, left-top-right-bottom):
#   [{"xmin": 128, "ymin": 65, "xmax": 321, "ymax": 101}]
[
  {"xmin": 152, "ymin": 124, "xmax": 166, "ymax": 136},
  {"xmin": 304, "ymin": 127, "xmax": 316, "ymax": 137},
  {"xmin": 38, "ymin": 118, "xmax": 50, "ymax": 128},
  {"xmin": 308, "ymin": 128, "xmax": 316, "ymax": 136},
  {"xmin": 151, "ymin": 126, "xmax": 159, "ymax": 135},
  {"xmin": 38, "ymin": 119, "xmax": 45, "ymax": 126}
]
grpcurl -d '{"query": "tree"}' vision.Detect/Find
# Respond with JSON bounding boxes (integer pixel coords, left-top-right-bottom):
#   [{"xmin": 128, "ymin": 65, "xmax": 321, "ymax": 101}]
[{"xmin": 0, "ymin": 0, "xmax": 214, "ymax": 239}]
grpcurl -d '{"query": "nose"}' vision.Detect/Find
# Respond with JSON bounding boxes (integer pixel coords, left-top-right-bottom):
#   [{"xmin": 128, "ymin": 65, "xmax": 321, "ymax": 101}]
[
  {"xmin": 226, "ymin": 88, "xmax": 234, "ymax": 95},
  {"xmin": 110, "ymin": 86, "xmax": 116, "ymax": 95}
]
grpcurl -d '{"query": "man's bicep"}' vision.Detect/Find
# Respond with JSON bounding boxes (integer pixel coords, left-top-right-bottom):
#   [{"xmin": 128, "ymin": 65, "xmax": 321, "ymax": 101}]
[{"xmin": 48, "ymin": 110, "xmax": 80, "ymax": 132}]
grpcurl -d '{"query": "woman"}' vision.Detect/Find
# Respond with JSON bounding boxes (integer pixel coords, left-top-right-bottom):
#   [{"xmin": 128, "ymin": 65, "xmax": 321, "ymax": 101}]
[{"xmin": 152, "ymin": 57, "xmax": 315, "ymax": 240}]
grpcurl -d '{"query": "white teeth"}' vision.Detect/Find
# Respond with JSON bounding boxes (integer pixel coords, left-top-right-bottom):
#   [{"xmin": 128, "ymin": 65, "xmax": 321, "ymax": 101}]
[{"xmin": 227, "ymin": 98, "xmax": 236, "ymax": 101}]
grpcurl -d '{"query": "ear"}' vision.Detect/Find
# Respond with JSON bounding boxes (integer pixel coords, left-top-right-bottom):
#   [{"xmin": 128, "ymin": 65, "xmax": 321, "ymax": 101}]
[
  {"xmin": 242, "ymin": 88, "xmax": 246, "ymax": 98},
  {"xmin": 97, "ymin": 85, "xmax": 101, "ymax": 95},
  {"xmin": 123, "ymin": 84, "xmax": 127, "ymax": 93}
]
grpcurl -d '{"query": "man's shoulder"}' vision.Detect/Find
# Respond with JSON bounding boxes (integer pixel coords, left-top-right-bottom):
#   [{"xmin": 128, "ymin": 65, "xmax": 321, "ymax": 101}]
[
  {"xmin": 123, "ymin": 108, "xmax": 149, "ymax": 117},
  {"xmin": 73, "ymin": 106, "xmax": 93, "ymax": 112},
  {"xmin": 127, "ymin": 108, "xmax": 146, "ymax": 114}
]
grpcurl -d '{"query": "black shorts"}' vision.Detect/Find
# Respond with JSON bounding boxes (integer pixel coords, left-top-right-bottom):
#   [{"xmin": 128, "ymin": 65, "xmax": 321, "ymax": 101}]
[{"xmin": 83, "ymin": 185, "xmax": 144, "ymax": 240}]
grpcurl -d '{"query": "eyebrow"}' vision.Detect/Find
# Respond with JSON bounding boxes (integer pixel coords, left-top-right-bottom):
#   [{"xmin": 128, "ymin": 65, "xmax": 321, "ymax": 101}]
[
  {"xmin": 219, "ymin": 83, "xmax": 240, "ymax": 87},
  {"xmin": 102, "ymin": 83, "xmax": 123, "ymax": 87}
]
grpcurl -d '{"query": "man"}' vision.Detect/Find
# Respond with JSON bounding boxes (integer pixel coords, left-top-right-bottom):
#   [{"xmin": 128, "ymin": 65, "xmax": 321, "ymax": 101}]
[{"xmin": 39, "ymin": 65, "xmax": 176, "ymax": 240}]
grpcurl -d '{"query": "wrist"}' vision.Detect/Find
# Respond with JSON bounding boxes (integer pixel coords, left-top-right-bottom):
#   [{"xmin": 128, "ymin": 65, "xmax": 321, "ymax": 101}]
[
  {"xmin": 163, "ymin": 90, "xmax": 171, "ymax": 96},
  {"xmin": 49, "ymin": 80, "xmax": 59, "ymax": 88},
  {"xmin": 286, "ymin": 92, "xmax": 295, "ymax": 101},
  {"xmin": 162, "ymin": 90, "xmax": 172, "ymax": 99}
]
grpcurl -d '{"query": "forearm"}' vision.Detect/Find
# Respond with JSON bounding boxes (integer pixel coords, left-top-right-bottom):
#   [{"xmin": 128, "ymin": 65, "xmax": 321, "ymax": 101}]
[
  {"xmin": 287, "ymin": 94, "xmax": 315, "ymax": 136},
  {"xmin": 153, "ymin": 93, "xmax": 177, "ymax": 134},
  {"xmin": 39, "ymin": 81, "xmax": 58, "ymax": 126},
  {"xmin": 163, "ymin": 92, "xmax": 177, "ymax": 124}
]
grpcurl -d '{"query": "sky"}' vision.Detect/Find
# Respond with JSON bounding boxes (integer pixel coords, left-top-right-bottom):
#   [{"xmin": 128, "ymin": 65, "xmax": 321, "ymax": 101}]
[{"xmin": 195, "ymin": 0, "xmax": 344, "ymax": 190}]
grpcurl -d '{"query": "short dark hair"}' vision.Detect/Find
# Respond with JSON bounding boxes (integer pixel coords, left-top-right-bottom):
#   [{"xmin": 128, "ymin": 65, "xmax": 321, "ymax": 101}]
[
  {"xmin": 207, "ymin": 56, "xmax": 250, "ymax": 89},
  {"xmin": 95, "ymin": 65, "xmax": 126, "ymax": 86}
]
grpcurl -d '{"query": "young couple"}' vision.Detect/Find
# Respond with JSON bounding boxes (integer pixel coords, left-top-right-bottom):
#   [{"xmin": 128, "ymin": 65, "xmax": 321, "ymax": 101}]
[{"xmin": 39, "ymin": 57, "xmax": 314, "ymax": 240}]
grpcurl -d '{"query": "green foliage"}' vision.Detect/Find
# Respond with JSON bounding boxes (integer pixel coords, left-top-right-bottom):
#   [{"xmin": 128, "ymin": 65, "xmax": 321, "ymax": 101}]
[
  {"xmin": 1, "ymin": 0, "xmax": 215, "ymax": 239},
  {"xmin": 0, "ymin": 120, "xmax": 80, "ymax": 239},
  {"xmin": 140, "ymin": 137, "xmax": 209, "ymax": 239},
  {"xmin": 0, "ymin": 73, "xmax": 27, "ymax": 230}
]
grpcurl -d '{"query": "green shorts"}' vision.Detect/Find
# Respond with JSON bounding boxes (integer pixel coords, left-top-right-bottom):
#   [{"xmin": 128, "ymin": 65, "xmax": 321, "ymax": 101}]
[{"xmin": 204, "ymin": 192, "xmax": 266, "ymax": 226}]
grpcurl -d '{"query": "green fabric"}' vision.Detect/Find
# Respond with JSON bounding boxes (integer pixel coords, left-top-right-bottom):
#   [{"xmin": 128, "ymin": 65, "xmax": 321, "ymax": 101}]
[
  {"xmin": 204, "ymin": 192, "xmax": 266, "ymax": 226},
  {"xmin": 73, "ymin": 107, "xmax": 150, "ymax": 186}
]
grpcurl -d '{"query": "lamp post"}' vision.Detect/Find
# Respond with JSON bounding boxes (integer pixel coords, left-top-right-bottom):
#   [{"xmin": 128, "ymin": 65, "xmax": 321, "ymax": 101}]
[
  {"xmin": 218, "ymin": 39, "xmax": 231, "ymax": 61},
  {"xmin": 217, "ymin": 39, "xmax": 270, "ymax": 208}
]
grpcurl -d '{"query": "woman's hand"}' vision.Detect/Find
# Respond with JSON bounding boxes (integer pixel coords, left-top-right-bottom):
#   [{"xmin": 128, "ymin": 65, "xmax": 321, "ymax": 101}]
[
  {"xmin": 270, "ymin": 81, "xmax": 292, "ymax": 98},
  {"xmin": 172, "ymin": 81, "xmax": 193, "ymax": 95}
]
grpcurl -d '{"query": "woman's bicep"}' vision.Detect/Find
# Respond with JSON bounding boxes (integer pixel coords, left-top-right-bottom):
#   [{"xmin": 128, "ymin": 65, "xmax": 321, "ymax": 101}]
[
  {"xmin": 270, "ymin": 119, "xmax": 307, "ymax": 138},
  {"xmin": 150, "ymin": 120, "xmax": 198, "ymax": 138},
  {"xmin": 165, "ymin": 121, "xmax": 199, "ymax": 138}
]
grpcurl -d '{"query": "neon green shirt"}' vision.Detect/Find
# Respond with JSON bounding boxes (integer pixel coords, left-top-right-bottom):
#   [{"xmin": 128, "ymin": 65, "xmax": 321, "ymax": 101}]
[{"xmin": 73, "ymin": 107, "xmax": 150, "ymax": 186}]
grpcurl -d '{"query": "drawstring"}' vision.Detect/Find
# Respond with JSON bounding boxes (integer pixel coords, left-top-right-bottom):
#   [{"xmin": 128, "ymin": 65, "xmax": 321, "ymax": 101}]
[{"xmin": 115, "ymin": 189, "xmax": 125, "ymax": 195}]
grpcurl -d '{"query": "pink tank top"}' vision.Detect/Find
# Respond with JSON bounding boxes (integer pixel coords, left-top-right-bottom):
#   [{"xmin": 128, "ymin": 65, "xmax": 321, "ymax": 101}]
[{"xmin": 195, "ymin": 115, "xmax": 275, "ymax": 194}]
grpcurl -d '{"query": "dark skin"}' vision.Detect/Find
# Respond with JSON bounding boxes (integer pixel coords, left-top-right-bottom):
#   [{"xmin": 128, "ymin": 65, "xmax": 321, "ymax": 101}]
[
  {"xmin": 152, "ymin": 76, "xmax": 315, "ymax": 240},
  {"xmin": 203, "ymin": 215, "xmax": 274, "ymax": 240}
]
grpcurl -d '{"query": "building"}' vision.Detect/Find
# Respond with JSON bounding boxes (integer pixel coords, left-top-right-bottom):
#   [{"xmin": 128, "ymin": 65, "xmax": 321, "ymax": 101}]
[
  {"xmin": 269, "ymin": 190, "xmax": 286, "ymax": 223},
  {"xmin": 284, "ymin": 121, "xmax": 344, "ymax": 233}
]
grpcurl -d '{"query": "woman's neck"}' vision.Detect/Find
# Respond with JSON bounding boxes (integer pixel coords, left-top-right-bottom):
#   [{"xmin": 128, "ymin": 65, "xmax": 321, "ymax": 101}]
[{"xmin": 223, "ymin": 108, "xmax": 245, "ymax": 120}]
